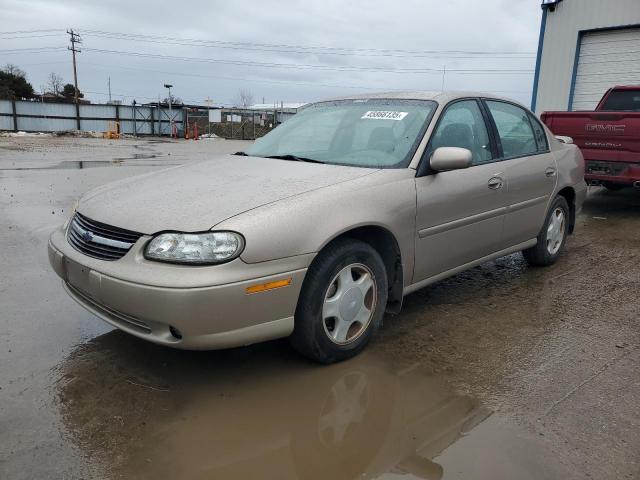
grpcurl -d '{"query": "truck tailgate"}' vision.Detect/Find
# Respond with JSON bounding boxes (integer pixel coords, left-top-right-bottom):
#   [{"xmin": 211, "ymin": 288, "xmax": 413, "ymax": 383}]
[{"xmin": 541, "ymin": 111, "xmax": 640, "ymax": 163}]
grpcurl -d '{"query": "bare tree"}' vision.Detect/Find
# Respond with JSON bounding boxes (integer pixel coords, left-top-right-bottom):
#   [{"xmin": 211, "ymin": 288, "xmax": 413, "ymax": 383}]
[
  {"xmin": 3, "ymin": 64, "xmax": 26, "ymax": 78},
  {"xmin": 235, "ymin": 88, "xmax": 254, "ymax": 108},
  {"xmin": 46, "ymin": 72, "xmax": 64, "ymax": 95},
  {"xmin": 162, "ymin": 93, "xmax": 183, "ymax": 105}
]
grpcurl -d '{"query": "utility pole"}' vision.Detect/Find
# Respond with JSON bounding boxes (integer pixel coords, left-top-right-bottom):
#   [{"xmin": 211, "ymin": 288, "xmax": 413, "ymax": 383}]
[
  {"xmin": 441, "ymin": 65, "xmax": 447, "ymax": 92},
  {"xmin": 67, "ymin": 29, "xmax": 82, "ymax": 104},
  {"xmin": 108, "ymin": 76, "xmax": 112, "ymax": 103}
]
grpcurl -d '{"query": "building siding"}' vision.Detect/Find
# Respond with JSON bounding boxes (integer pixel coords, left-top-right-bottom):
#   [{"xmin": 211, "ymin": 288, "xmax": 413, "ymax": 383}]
[
  {"xmin": 0, "ymin": 100, "xmax": 182, "ymax": 135},
  {"xmin": 533, "ymin": 0, "xmax": 640, "ymax": 113}
]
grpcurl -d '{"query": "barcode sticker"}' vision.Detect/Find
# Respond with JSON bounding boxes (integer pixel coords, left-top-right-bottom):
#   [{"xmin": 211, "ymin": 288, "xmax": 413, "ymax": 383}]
[{"xmin": 361, "ymin": 111, "xmax": 409, "ymax": 121}]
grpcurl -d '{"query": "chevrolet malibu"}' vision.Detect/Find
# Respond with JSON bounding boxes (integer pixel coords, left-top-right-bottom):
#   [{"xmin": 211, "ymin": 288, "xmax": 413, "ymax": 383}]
[{"xmin": 49, "ymin": 92, "xmax": 586, "ymax": 363}]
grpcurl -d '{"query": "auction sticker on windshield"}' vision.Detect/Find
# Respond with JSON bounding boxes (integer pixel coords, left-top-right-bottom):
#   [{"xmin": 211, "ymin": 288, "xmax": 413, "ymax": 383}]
[{"xmin": 361, "ymin": 111, "xmax": 409, "ymax": 121}]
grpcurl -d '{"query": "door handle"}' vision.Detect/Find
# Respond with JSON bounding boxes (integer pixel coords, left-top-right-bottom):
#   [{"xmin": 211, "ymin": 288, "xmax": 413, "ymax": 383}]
[
  {"xmin": 545, "ymin": 167, "xmax": 557, "ymax": 177},
  {"xmin": 488, "ymin": 176, "xmax": 504, "ymax": 190}
]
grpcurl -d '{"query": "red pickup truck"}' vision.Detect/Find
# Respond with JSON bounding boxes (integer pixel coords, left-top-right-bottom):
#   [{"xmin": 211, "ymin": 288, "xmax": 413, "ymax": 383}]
[{"xmin": 541, "ymin": 86, "xmax": 640, "ymax": 190}]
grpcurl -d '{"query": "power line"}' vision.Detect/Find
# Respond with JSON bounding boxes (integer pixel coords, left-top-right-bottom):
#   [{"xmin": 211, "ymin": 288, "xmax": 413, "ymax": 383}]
[
  {"xmin": 81, "ymin": 62, "xmax": 532, "ymax": 97},
  {"xmin": 0, "ymin": 46, "xmax": 66, "ymax": 53},
  {"xmin": 80, "ymin": 30, "xmax": 536, "ymax": 59},
  {"xmin": 0, "ymin": 28, "xmax": 64, "ymax": 35},
  {"xmin": 80, "ymin": 29, "xmax": 535, "ymax": 56},
  {"xmin": 6, "ymin": 60, "xmax": 68, "ymax": 67},
  {"xmin": 0, "ymin": 33, "xmax": 67, "ymax": 40},
  {"xmin": 82, "ymin": 47, "xmax": 534, "ymax": 75},
  {"xmin": 81, "ymin": 61, "xmax": 395, "ymax": 92}
]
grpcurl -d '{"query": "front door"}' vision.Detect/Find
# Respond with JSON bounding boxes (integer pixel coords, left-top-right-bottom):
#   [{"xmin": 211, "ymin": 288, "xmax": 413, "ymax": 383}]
[{"xmin": 413, "ymin": 99, "xmax": 507, "ymax": 283}]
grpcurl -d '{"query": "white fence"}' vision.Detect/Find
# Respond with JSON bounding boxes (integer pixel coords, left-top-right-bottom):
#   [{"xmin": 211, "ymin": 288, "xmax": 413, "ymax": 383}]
[{"xmin": 0, "ymin": 99, "xmax": 184, "ymax": 135}]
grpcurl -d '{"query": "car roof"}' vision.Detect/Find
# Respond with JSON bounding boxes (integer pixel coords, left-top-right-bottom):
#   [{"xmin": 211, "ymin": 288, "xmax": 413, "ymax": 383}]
[{"xmin": 317, "ymin": 90, "xmax": 521, "ymax": 107}]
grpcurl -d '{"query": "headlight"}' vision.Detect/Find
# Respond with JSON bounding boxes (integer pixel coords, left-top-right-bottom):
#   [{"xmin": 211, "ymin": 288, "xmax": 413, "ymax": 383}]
[{"xmin": 145, "ymin": 231, "xmax": 244, "ymax": 265}]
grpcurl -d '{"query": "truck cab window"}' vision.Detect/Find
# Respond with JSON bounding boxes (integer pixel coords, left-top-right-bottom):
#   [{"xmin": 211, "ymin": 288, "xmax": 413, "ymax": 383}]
[{"xmin": 601, "ymin": 90, "xmax": 640, "ymax": 112}]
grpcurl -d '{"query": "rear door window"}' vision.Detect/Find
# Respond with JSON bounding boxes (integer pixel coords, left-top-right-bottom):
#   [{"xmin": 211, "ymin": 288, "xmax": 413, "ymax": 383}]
[{"xmin": 485, "ymin": 101, "xmax": 538, "ymax": 158}]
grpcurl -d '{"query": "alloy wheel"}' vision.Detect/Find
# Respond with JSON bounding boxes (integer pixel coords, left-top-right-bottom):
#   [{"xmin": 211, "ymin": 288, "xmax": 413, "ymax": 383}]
[
  {"xmin": 546, "ymin": 207, "xmax": 566, "ymax": 255},
  {"xmin": 322, "ymin": 263, "xmax": 377, "ymax": 345}
]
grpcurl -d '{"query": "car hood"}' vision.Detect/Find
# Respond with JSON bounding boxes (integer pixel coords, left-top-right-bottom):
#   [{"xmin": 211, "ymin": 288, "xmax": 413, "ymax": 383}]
[{"xmin": 77, "ymin": 155, "xmax": 378, "ymax": 234}]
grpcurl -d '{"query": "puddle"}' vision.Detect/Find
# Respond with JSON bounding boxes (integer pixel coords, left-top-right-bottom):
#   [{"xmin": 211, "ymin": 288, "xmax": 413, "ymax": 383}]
[
  {"xmin": 0, "ymin": 157, "xmax": 179, "ymax": 171},
  {"xmin": 112, "ymin": 153, "xmax": 158, "ymax": 161},
  {"xmin": 56, "ymin": 332, "xmax": 491, "ymax": 479}
]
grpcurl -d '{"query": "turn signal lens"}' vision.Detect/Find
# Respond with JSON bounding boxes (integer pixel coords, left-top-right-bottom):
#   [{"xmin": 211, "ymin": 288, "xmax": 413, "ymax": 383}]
[{"xmin": 246, "ymin": 278, "xmax": 292, "ymax": 294}]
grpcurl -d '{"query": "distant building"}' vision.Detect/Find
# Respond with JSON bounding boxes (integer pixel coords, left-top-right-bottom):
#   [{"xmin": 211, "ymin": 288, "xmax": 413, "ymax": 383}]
[
  {"xmin": 532, "ymin": 0, "xmax": 640, "ymax": 113},
  {"xmin": 246, "ymin": 102, "xmax": 308, "ymax": 123}
]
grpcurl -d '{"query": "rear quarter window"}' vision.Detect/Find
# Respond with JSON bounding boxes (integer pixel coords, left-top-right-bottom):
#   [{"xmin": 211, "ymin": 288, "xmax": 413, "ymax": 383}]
[{"xmin": 528, "ymin": 114, "xmax": 549, "ymax": 152}]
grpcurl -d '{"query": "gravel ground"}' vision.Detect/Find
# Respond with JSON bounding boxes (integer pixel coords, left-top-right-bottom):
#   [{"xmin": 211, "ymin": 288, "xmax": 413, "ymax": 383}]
[{"xmin": 0, "ymin": 136, "xmax": 638, "ymax": 480}]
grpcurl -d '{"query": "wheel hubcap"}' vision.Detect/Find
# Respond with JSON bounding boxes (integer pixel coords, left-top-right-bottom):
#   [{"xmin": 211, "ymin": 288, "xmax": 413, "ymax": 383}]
[
  {"xmin": 322, "ymin": 263, "xmax": 376, "ymax": 345},
  {"xmin": 546, "ymin": 207, "xmax": 566, "ymax": 255}
]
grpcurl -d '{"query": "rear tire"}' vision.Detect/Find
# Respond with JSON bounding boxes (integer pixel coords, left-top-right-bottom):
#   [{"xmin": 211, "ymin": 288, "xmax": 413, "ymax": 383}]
[
  {"xmin": 523, "ymin": 196, "xmax": 570, "ymax": 267},
  {"xmin": 289, "ymin": 238, "xmax": 388, "ymax": 364}
]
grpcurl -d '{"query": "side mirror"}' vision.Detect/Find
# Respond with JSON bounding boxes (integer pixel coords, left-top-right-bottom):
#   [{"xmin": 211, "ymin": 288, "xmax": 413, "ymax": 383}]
[
  {"xmin": 430, "ymin": 147, "xmax": 472, "ymax": 172},
  {"xmin": 555, "ymin": 135, "xmax": 574, "ymax": 144}
]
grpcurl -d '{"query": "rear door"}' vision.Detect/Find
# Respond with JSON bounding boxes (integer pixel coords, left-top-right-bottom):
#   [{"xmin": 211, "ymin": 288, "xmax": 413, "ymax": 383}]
[
  {"xmin": 413, "ymin": 99, "xmax": 507, "ymax": 282},
  {"xmin": 483, "ymin": 100, "xmax": 556, "ymax": 247}
]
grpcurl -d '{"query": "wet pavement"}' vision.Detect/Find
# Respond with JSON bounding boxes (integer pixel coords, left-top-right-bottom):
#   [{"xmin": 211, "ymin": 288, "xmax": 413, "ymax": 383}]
[{"xmin": 1, "ymin": 136, "xmax": 638, "ymax": 479}]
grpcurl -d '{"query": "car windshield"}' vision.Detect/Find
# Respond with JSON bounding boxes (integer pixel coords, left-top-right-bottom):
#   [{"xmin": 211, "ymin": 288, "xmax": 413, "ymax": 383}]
[{"xmin": 244, "ymin": 99, "xmax": 437, "ymax": 168}]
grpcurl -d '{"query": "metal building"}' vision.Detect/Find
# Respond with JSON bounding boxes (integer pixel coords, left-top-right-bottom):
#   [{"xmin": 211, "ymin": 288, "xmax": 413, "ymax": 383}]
[{"xmin": 532, "ymin": 0, "xmax": 640, "ymax": 113}]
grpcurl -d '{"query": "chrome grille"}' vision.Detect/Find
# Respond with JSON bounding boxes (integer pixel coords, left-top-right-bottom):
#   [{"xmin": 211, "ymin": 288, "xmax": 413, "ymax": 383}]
[{"xmin": 67, "ymin": 213, "xmax": 142, "ymax": 261}]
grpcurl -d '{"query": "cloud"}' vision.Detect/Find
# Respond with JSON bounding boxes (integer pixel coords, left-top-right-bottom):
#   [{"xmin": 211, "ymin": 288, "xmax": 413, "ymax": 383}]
[{"xmin": 0, "ymin": 0, "xmax": 542, "ymax": 106}]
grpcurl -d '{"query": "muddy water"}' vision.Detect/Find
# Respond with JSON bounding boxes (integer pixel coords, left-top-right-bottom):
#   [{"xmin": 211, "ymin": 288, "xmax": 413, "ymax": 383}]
[
  {"xmin": 54, "ymin": 333, "xmax": 573, "ymax": 480},
  {"xmin": 0, "ymin": 158, "xmax": 182, "ymax": 171},
  {"xmin": 57, "ymin": 336, "xmax": 491, "ymax": 479},
  {"xmin": 1, "ymin": 137, "xmax": 639, "ymax": 480}
]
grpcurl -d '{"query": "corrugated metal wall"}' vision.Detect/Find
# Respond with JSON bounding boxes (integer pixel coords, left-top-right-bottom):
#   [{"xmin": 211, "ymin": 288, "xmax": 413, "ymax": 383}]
[
  {"xmin": 534, "ymin": 0, "xmax": 640, "ymax": 113},
  {"xmin": 572, "ymin": 27, "xmax": 640, "ymax": 110},
  {"xmin": 0, "ymin": 100, "xmax": 13, "ymax": 130},
  {"xmin": 0, "ymin": 100, "xmax": 183, "ymax": 135}
]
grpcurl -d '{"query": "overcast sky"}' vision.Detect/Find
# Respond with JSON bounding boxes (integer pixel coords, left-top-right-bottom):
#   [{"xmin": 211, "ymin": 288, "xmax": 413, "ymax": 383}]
[{"xmin": 0, "ymin": 0, "xmax": 542, "ymax": 107}]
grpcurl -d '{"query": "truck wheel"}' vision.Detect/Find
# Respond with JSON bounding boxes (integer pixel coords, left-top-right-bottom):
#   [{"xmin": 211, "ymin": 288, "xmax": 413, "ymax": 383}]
[
  {"xmin": 289, "ymin": 238, "xmax": 388, "ymax": 364},
  {"xmin": 523, "ymin": 196, "xmax": 570, "ymax": 267}
]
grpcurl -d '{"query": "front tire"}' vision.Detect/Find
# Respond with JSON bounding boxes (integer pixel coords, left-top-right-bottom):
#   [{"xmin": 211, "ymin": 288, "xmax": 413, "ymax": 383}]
[
  {"xmin": 523, "ymin": 196, "xmax": 570, "ymax": 267},
  {"xmin": 289, "ymin": 238, "xmax": 388, "ymax": 364}
]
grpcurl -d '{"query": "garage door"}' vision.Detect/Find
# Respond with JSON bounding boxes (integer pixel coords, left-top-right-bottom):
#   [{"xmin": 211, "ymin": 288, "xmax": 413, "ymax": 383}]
[{"xmin": 572, "ymin": 27, "xmax": 640, "ymax": 111}]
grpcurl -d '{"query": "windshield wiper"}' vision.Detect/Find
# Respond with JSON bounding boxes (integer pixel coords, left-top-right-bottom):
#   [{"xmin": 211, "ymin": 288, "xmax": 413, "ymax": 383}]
[
  {"xmin": 265, "ymin": 154, "xmax": 325, "ymax": 164},
  {"xmin": 233, "ymin": 151, "xmax": 248, "ymax": 156}
]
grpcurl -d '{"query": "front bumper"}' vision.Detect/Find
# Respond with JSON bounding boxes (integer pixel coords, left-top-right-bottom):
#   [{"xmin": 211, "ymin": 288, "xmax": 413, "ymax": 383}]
[{"xmin": 48, "ymin": 225, "xmax": 310, "ymax": 350}]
